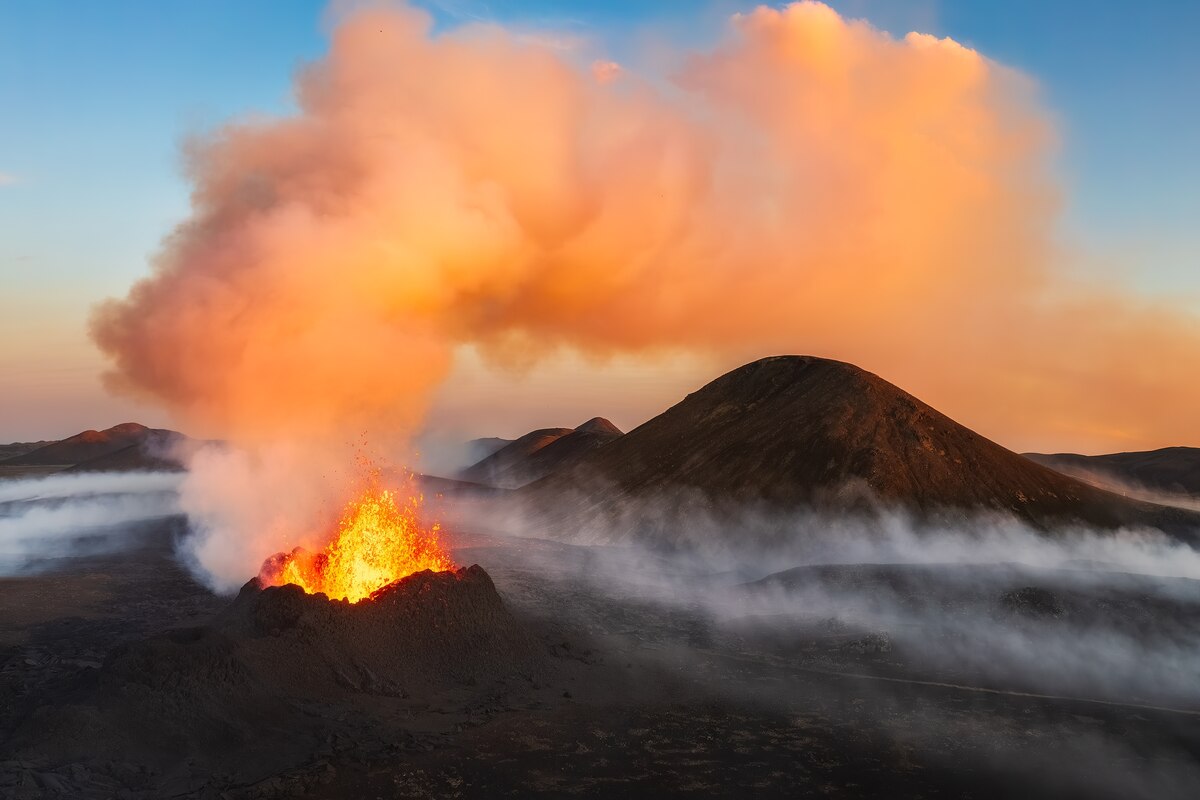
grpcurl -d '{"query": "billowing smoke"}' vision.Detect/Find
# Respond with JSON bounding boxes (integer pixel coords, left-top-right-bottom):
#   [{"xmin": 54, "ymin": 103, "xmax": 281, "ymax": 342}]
[
  {"xmin": 88, "ymin": 2, "xmax": 1200, "ymax": 587},
  {"xmin": 174, "ymin": 441, "xmax": 364, "ymax": 592},
  {"xmin": 459, "ymin": 497, "xmax": 1200, "ymax": 709},
  {"xmin": 0, "ymin": 471, "xmax": 183, "ymax": 574}
]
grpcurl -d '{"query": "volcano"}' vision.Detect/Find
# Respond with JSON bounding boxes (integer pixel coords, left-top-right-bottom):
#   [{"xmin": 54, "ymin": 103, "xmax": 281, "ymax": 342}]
[
  {"xmin": 219, "ymin": 564, "xmax": 541, "ymax": 693},
  {"xmin": 511, "ymin": 418, "xmax": 623, "ymax": 486},
  {"xmin": 9, "ymin": 563, "xmax": 544, "ymax": 780},
  {"xmin": 459, "ymin": 427, "xmax": 573, "ymax": 487},
  {"xmin": 0, "ymin": 422, "xmax": 189, "ymax": 471},
  {"xmin": 523, "ymin": 356, "xmax": 1200, "ymax": 542},
  {"xmin": 461, "ymin": 418, "xmax": 624, "ymax": 489},
  {"xmin": 466, "ymin": 436, "xmax": 514, "ymax": 463}
]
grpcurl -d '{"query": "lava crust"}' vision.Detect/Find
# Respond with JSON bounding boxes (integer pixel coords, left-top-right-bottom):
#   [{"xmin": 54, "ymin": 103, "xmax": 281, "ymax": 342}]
[
  {"xmin": 5, "ymin": 564, "xmax": 545, "ymax": 784},
  {"xmin": 222, "ymin": 564, "xmax": 544, "ymax": 694}
]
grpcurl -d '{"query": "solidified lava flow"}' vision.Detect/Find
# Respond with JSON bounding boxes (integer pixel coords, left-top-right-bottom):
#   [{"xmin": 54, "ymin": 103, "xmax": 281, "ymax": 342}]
[{"xmin": 258, "ymin": 470, "xmax": 454, "ymax": 603}]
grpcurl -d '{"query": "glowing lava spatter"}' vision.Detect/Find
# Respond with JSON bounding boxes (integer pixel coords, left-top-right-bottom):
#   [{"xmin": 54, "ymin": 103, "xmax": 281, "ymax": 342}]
[{"xmin": 258, "ymin": 470, "xmax": 454, "ymax": 603}]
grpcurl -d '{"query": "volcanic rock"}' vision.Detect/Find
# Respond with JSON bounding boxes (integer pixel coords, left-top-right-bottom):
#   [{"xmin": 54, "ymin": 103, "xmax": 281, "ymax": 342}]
[
  {"xmin": 1, "ymin": 422, "xmax": 190, "ymax": 471},
  {"xmin": 1000, "ymin": 586, "xmax": 1067, "ymax": 619},
  {"xmin": 461, "ymin": 418, "xmax": 623, "ymax": 489},
  {"xmin": 460, "ymin": 427, "xmax": 573, "ymax": 487},
  {"xmin": 492, "ymin": 418, "xmax": 624, "ymax": 489},
  {"xmin": 221, "ymin": 564, "xmax": 542, "ymax": 694},
  {"xmin": 841, "ymin": 632, "xmax": 892, "ymax": 654},
  {"xmin": 0, "ymin": 440, "xmax": 52, "ymax": 461},
  {"xmin": 8, "ymin": 565, "xmax": 544, "ymax": 777},
  {"xmin": 417, "ymin": 472, "xmax": 506, "ymax": 498},
  {"xmin": 467, "ymin": 436, "xmax": 513, "ymax": 463},
  {"xmin": 1026, "ymin": 447, "xmax": 1200, "ymax": 497},
  {"xmin": 523, "ymin": 356, "xmax": 1200, "ymax": 544}
]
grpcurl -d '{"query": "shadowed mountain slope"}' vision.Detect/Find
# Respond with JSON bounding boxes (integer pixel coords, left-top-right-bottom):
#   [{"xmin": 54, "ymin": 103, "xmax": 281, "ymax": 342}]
[
  {"xmin": 65, "ymin": 432, "xmax": 191, "ymax": 473},
  {"xmin": 1, "ymin": 423, "xmax": 192, "ymax": 473},
  {"xmin": 459, "ymin": 428, "xmax": 573, "ymax": 487},
  {"xmin": 1, "ymin": 423, "xmax": 186, "ymax": 469},
  {"xmin": 481, "ymin": 418, "xmax": 623, "ymax": 489},
  {"xmin": 0, "ymin": 440, "xmax": 52, "ymax": 461},
  {"xmin": 523, "ymin": 356, "xmax": 1199, "ymax": 541},
  {"xmin": 1026, "ymin": 448, "xmax": 1200, "ymax": 497},
  {"xmin": 466, "ymin": 437, "xmax": 513, "ymax": 464},
  {"xmin": 459, "ymin": 420, "xmax": 625, "ymax": 489}
]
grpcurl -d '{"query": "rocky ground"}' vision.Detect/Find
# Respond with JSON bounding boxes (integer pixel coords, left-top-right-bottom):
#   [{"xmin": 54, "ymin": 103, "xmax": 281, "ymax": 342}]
[{"xmin": 2, "ymin": 517, "xmax": 1200, "ymax": 798}]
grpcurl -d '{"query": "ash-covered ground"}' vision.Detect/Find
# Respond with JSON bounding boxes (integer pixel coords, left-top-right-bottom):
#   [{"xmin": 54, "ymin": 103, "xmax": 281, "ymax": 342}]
[
  {"xmin": 7, "ymin": 357, "xmax": 1195, "ymax": 796},
  {"xmin": 3, "ymin": 502, "xmax": 1200, "ymax": 799}
]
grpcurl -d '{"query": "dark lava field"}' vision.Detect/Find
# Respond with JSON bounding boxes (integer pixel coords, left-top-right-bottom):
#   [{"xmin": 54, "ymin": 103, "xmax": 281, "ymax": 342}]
[{"xmin": 3, "ymin": 513, "xmax": 1200, "ymax": 799}]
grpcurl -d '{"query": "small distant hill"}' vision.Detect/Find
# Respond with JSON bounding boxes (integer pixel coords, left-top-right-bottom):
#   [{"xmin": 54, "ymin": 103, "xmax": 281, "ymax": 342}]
[
  {"xmin": 0, "ymin": 440, "xmax": 52, "ymax": 461},
  {"xmin": 521, "ymin": 356, "xmax": 1199, "ymax": 545},
  {"xmin": 416, "ymin": 473, "xmax": 507, "ymax": 498},
  {"xmin": 1, "ymin": 423, "xmax": 190, "ymax": 472},
  {"xmin": 465, "ymin": 437, "xmax": 513, "ymax": 464},
  {"xmin": 509, "ymin": 418, "xmax": 622, "ymax": 487},
  {"xmin": 458, "ymin": 419, "xmax": 623, "ymax": 489},
  {"xmin": 459, "ymin": 428, "xmax": 573, "ymax": 487},
  {"xmin": 1025, "ymin": 447, "xmax": 1200, "ymax": 497}
]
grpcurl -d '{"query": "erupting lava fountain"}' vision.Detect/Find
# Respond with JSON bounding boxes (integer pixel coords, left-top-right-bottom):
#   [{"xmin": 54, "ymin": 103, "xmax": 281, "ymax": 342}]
[{"xmin": 257, "ymin": 468, "xmax": 455, "ymax": 603}]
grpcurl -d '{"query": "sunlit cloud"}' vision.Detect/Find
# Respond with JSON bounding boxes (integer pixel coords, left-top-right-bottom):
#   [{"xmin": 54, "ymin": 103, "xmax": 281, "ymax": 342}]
[
  {"xmin": 92, "ymin": 1, "xmax": 1200, "ymax": 456},
  {"xmin": 591, "ymin": 59, "xmax": 621, "ymax": 83}
]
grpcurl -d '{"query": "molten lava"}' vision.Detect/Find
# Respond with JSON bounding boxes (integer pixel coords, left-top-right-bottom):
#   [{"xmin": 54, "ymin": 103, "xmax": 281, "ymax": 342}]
[{"xmin": 258, "ymin": 475, "xmax": 454, "ymax": 603}]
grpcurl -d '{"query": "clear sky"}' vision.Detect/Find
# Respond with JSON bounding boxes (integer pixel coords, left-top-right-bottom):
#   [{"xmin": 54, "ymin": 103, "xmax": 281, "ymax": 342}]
[{"xmin": 1, "ymin": 1, "xmax": 1197, "ymax": 446}]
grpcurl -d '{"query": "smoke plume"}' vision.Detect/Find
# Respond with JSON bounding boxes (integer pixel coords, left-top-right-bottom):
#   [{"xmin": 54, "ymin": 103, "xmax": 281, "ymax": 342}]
[
  {"xmin": 459, "ymin": 497, "xmax": 1200, "ymax": 708},
  {"xmin": 87, "ymin": 2, "xmax": 1200, "ymax": 586},
  {"xmin": 91, "ymin": 1, "xmax": 1200, "ymax": 451}
]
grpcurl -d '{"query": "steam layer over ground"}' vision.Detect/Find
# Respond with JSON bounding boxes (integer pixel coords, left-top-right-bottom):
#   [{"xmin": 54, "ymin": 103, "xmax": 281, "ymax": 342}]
[
  {"xmin": 465, "ymin": 501, "xmax": 1200, "ymax": 706},
  {"xmin": 0, "ymin": 471, "xmax": 181, "ymax": 574},
  {"xmin": 5, "ymin": 504, "xmax": 1200, "ymax": 798}
]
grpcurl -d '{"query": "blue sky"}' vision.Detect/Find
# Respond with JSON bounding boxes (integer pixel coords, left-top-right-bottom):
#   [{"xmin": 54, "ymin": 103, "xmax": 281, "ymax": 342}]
[{"xmin": 1, "ymin": 0, "xmax": 1197, "ymax": 440}]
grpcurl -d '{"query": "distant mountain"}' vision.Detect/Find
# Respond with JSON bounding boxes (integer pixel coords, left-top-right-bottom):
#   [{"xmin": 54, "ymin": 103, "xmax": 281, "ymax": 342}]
[
  {"xmin": 465, "ymin": 437, "xmax": 513, "ymax": 464},
  {"xmin": 1025, "ymin": 448, "xmax": 1200, "ymax": 498},
  {"xmin": 500, "ymin": 418, "xmax": 623, "ymax": 489},
  {"xmin": 2, "ymin": 423, "xmax": 189, "ymax": 472},
  {"xmin": 416, "ymin": 473, "xmax": 507, "ymax": 498},
  {"xmin": 459, "ymin": 419, "xmax": 623, "ymax": 489},
  {"xmin": 459, "ymin": 428, "xmax": 573, "ymax": 487},
  {"xmin": 0, "ymin": 440, "xmax": 52, "ymax": 461},
  {"xmin": 523, "ymin": 356, "xmax": 1198, "ymax": 545},
  {"xmin": 65, "ymin": 434, "xmax": 190, "ymax": 473}
]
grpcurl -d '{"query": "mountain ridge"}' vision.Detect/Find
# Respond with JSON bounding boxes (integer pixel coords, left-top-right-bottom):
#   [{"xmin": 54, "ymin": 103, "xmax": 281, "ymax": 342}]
[
  {"xmin": 1026, "ymin": 447, "xmax": 1200, "ymax": 497},
  {"xmin": 458, "ymin": 418, "xmax": 624, "ymax": 489},
  {"xmin": 520, "ymin": 356, "xmax": 1199, "ymax": 543},
  {"xmin": 1, "ymin": 422, "xmax": 189, "ymax": 472}
]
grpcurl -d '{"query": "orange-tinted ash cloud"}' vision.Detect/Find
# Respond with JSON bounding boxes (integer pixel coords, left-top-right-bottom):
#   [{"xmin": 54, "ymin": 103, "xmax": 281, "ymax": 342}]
[{"xmin": 92, "ymin": 1, "xmax": 1200, "ymax": 453}]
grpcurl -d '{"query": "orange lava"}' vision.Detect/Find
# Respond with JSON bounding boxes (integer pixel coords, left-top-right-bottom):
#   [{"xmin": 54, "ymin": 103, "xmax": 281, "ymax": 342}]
[{"xmin": 259, "ymin": 472, "xmax": 454, "ymax": 603}]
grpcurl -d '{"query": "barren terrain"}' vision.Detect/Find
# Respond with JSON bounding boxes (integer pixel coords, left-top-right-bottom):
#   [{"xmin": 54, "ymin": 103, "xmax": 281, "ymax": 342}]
[{"xmin": 3, "ymin": 508, "xmax": 1199, "ymax": 798}]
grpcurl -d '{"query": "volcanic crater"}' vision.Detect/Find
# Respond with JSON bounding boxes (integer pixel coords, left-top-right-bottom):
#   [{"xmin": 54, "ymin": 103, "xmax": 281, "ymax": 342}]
[
  {"xmin": 221, "ymin": 563, "xmax": 545, "ymax": 696},
  {"xmin": 5, "ymin": 561, "xmax": 548, "ymax": 793}
]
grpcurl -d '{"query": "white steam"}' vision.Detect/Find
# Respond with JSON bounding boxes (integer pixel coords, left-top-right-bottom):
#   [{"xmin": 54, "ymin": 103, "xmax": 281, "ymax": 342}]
[
  {"xmin": 455, "ymin": 493, "xmax": 1200, "ymax": 708},
  {"xmin": 0, "ymin": 471, "xmax": 181, "ymax": 504},
  {"xmin": 0, "ymin": 471, "xmax": 183, "ymax": 573},
  {"xmin": 176, "ymin": 442, "xmax": 361, "ymax": 593}
]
